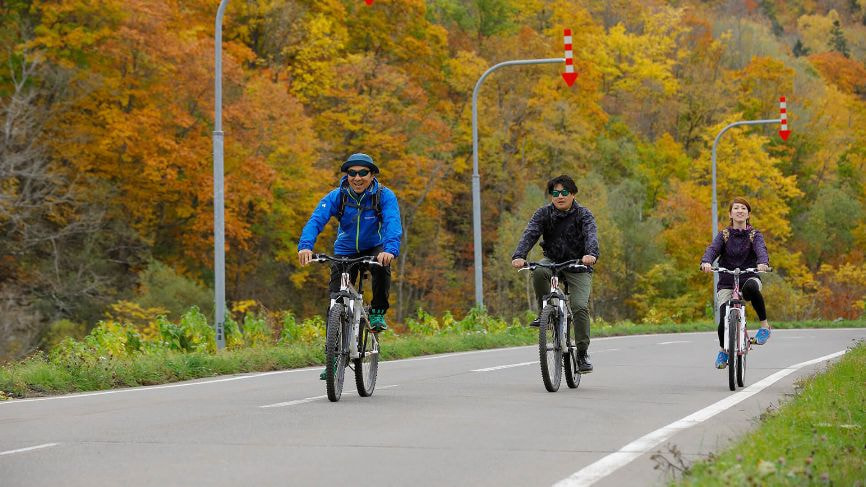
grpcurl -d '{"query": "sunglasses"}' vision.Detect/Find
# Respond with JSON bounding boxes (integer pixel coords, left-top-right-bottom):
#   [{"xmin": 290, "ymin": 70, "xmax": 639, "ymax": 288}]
[
  {"xmin": 347, "ymin": 169, "xmax": 371, "ymax": 178},
  {"xmin": 550, "ymin": 189, "xmax": 571, "ymax": 197}
]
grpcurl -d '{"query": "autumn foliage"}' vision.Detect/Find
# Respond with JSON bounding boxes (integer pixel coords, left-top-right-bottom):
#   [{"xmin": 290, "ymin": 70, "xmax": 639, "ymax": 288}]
[{"xmin": 2, "ymin": 0, "xmax": 866, "ymax": 358}]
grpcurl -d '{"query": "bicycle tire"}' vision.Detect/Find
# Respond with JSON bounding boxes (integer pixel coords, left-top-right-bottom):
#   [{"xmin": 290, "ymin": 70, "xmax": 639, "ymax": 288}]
[
  {"xmin": 325, "ymin": 303, "xmax": 347, "ymax": 402},
  {"xmin": 354, "ymin": 320, "xmax": 379, "ymax": 397},
  {"xmin": 538, "ymin": 305, "xmax": 562, "ymax": 392},
  {"xmin": 727, "ymin": 309, "xmax": 737, "ymax": 391},
  {"xmin": 564, "ymin": 314, "xmax": 580, "ymax": 389},
  {"xmin": 736, "ymin": 335, "xmax": 747, "ymax": 387}
]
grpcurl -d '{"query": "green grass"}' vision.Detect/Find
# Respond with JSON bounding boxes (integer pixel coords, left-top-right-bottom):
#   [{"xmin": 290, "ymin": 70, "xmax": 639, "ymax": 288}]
[
  {"xmin": 1, "ymin": 319, "xmax": 863, "ymax": 400},
  {"xmin": 674, "ymin": 341, "xmax": 866, "ymax": 486}
]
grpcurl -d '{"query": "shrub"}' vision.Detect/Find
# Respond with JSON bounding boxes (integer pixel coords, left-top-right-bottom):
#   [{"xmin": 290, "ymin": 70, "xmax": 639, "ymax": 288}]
[
  {"xmin": 41, "ymin": 319, "xmax": 87, "ymax": 351},
  {"xmin": 242, "ymin": 312, "xmax": 272, "ymax": 348},
  {"xmin": 135, "ymin": 261, "xmax": 213, "ymax": 320}
]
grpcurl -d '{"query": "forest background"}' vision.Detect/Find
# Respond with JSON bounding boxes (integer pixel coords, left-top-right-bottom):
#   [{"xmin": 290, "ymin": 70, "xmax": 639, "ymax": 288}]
[{"xmin": 2, "ymin": 0, "xmax": 865, "ymax": 361}]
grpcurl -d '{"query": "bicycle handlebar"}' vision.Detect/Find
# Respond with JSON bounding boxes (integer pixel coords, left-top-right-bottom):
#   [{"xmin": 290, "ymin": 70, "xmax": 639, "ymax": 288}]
[
  {"xmin": 518, "ymin": 259, "xmax": 590, "ymax": 272},
  {"xmin": 311, "ymin": 253, "xmax": 383, "ymax": 266},
  {"xmin": 710, "ymin": 266, "xmax": 772, "ymax": 274}
]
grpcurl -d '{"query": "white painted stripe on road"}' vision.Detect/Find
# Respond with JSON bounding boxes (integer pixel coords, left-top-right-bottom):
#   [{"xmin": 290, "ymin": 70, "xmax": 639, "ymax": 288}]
[
  {"xmin": 553, "ymin": 350, "xmax": 847, "ymax": 487},
  {"xmin": 657, "ymin": 340, "xmax": 690, "ymax": 345},
  {"xmin": 259, "ymin": 385, "xmax": 399, "ymax": 409},
  {"xmin": 472, "ymin": 361, "xmax": 538, "ymax": 372},
  {"xmin": 4, "ymin": 330, "xmax": 856, "ymax": 406},
  {"xmin": 0, "ymin": 368, "xmax": 319, "ymax": 406},
  {"xmin": 0, "ymin": 443, "xmax": 59, "ymax": 456}
]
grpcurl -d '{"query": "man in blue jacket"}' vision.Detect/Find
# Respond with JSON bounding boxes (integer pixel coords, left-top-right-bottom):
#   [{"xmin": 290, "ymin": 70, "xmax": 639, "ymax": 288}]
[{"xmin": 298, "ymin": 153, "xmax": 402, "ymax": 341}]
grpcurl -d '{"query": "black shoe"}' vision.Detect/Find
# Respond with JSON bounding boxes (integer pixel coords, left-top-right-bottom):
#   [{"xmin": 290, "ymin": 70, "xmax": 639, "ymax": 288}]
[
  {"xmin": 529, "ymin": 318, "xmax": 540, "ymax": 327},
  {"xmin": 577, "ymin": 352, "xmax": 593, "ymax": 373}
]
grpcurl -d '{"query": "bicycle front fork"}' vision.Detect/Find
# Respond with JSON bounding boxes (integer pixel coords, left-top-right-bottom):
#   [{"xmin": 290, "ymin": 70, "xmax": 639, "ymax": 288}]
[{"xmin": 723, "ymin": 306, "xmax": 747, "ymax": 354}]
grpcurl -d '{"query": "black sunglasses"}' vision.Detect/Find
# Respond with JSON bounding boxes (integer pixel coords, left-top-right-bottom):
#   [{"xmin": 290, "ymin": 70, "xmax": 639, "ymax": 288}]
[
  {"xmin": 347, "ymin": 169, "xmax": 371, "ymax": 177},
  {"xmin": 550, "ymin": 189, "xmax": 571, "ymax": 197}
]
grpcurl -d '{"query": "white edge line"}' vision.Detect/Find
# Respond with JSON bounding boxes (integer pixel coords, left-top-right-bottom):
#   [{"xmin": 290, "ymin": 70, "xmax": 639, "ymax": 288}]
[
  {"xmin": 4, "ymin": 329, "xmax": 860, "ymax": 406},
  {"xmin": 260, "ymin": 385, "xmax": 399, "ymax": 409},
  {"xmin": 552, "ymin": 350, "xmax": 847, "ymax": 487},
  {"xmin": 657, "ymin": 340, "xmax": 690, "ymax": 345},
  {"xmin": 472, "ymin": 361, "xmax": 538, "ymax": 372},
  {"xmin": 0, "ymin": 443, "xmax": 59, "ymax": 456}
]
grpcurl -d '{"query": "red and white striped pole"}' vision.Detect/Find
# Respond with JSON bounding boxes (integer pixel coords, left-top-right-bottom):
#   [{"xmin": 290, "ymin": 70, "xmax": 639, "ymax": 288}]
[
  {"xmin": 562, "ymin": 29, "xmax": 578, "ymax": 87},
  {"xmin": 779, "ymin": 96, "xmax": 791, "ymax": 140}
]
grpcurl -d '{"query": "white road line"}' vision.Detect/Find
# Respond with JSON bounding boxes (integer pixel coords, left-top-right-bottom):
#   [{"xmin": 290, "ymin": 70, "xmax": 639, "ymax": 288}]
[
  {"xmin": 260, "ymin": 385, "xmax": 399, "ymax": 409},
  {"xmin": 657, "ymin": 340, "xmax": 690, "ymax": 345},
  {"xmin": 553, "ymin": 350, "xmax": 847, "ymax": 487},
  {"xmin": 472, "ymin": 361, "xmax": 538, "ymax": 372},
  {"xmin": 0, "ymin": 443, "xmax": 59, "ymax": 456},
  {"xmin": 4, "ymin": 329, "xmax": 856, "ymax": 406},
  {"xmin": 0, "ymin": 368, "xmax": 320, "ymax": 406}
]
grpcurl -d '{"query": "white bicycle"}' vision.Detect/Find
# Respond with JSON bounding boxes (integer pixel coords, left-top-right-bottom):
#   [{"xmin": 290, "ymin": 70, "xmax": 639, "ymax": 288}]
[{"xmin": 313, "ymin": 254, "xmax": 382, "ymax": 402}]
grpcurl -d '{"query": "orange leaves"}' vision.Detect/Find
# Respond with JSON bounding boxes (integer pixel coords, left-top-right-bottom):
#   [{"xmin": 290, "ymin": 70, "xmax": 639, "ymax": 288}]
[{"xmin": 808, "ymin": 52, "xmax": 866, "ymax": 95}]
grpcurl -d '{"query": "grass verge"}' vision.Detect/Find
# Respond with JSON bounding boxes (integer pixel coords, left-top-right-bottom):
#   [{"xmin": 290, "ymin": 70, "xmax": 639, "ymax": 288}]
[
  {"xmin": 1, "ymin": 319, "xmax": 863, "ymax": 400},
  {"xmin": 674, "ymin": 341, "xmax": 866, "ymax": 486}
]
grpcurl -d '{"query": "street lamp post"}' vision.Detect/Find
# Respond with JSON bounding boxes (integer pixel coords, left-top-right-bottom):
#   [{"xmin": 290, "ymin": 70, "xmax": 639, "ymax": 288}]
[
  {"xmin": 212, "ymin": 0, "xmax": 230, "ymax": 349},
  {"xmin": 710, "ymin": 118, "xmax": 781, "ymax": 325},
  {"xmin": 471, "ymin": 58, "xmax": 564, "ymax": 309}
]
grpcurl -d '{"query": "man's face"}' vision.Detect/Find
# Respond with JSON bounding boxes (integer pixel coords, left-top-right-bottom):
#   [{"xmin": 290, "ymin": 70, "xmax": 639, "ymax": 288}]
[
  {"xmin": 346, "ymin": 165, "xmax": 374, "ymax": 193},
  {"xmin": 550, "ymin": 184, "xmax": 575, "ymax": 211}
]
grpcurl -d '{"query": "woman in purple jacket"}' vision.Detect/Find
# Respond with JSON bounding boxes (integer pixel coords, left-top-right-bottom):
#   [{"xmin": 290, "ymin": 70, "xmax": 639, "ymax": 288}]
[{"xmin": 700, "ymin": 197, "xmax": 771, "ymax": 369}]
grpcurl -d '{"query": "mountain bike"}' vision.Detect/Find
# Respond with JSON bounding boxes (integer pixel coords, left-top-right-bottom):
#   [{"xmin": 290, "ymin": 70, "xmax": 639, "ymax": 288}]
[
  {"xmin": 519, "ymin": 260, "xmax": 589, "ymax": 392},
  {"xmin": 312, "ymin": 254, "xmax": 381, "ymax": 402},
  {"xmin": 710, "ymin": 266, "xmax": 771, "ymax": 391}
]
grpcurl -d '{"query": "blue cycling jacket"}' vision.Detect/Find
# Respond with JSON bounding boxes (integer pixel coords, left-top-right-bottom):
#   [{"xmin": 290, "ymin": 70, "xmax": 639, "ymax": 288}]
[{"xmin": 298, "ymin": 177, "xmax": 402, "ymax": 256}]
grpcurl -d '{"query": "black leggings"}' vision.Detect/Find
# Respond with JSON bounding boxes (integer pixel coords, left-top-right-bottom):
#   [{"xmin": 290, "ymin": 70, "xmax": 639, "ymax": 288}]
[{"xmin": 717, "ymin": 279, "xmax": 766, "ymax": 347}]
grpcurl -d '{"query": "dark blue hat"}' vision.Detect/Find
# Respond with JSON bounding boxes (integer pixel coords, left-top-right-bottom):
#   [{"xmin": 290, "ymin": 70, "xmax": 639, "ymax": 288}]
[{"xmin": 340, "ymin": 153, "xmax": 379, "ymax": 173}]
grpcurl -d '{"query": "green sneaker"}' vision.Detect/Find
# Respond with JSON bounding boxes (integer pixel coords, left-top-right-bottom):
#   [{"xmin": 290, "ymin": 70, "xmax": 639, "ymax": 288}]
[
  {"xmin": 369, "ymin": 309, "xmax": 388, "ymax": 332},
  {"xmin": 319, "ymin": 357, "xmax": 338, "ymax": 380}
]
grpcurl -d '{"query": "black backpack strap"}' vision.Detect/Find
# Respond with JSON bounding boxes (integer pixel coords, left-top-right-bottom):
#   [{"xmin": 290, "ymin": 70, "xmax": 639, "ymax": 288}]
[
  {"xmin": 373, "ymin": 186, "xmax": 383, "ymax": 221},
  {"xmin": 336, "ymin": 189, "xmax": 349, "ymax": 220}
]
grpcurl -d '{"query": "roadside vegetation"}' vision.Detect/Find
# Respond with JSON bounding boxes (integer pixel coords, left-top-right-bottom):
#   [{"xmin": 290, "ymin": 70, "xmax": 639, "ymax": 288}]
[
  {"xmin": 1, "ymin": 304, "xmax": 863, "ymax": 400},
  {"xmin": 673, "ymin": 341, "xmax": 866, "ymax": 486}
]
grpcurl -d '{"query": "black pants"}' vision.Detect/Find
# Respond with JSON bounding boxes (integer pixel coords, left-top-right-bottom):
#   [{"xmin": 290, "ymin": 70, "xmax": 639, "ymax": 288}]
[
  {"xmin": 328, "ymin": 247, "xmax": 391, "ymax": 311},
  {"xmin": 717, "ymin": 278, "xmax": 766, "ymax": 347}
]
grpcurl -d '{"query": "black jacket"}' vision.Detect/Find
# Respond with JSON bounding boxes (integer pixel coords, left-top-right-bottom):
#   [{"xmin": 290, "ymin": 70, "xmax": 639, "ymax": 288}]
[{"xmin": 511, "ymin": 202, "xmax": 600, "ymax": 266}]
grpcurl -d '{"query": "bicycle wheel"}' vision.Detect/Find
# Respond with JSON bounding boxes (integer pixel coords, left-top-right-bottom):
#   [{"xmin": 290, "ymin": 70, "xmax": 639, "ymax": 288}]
[
  {"xmin": 564, "ymin": 315, "xmax": 580, "ymax": 389},
  {"xmin": 325, "ymin": 303, "xmax": 347, "ymax": 402},
  {"xmin": 727, "ymin": 309, "xmax": 737, "ymax": 391},
  {"xmin": 354, "ymin": 319, "xmax": 379, "ymax": 397},
  {"xmin": 538, "ymin": 305, "xmax": 562, "ymax": 392},
  {"xmin": 736, "ymin": 328, "xmax": 747, "ymax": 387}
]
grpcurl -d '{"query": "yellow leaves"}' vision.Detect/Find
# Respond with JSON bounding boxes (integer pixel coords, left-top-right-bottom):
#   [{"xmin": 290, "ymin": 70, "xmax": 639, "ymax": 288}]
[
  {"xmin": 596, "ymin": 6, "xmax": 685, "ymax": 98},
  {"xmin": 287, "ymin": 13, "xmax": 347, "ymax": 102},
  {"xmin": 796, "ymin": 10, "xmax": 840, "ymax": 55}
]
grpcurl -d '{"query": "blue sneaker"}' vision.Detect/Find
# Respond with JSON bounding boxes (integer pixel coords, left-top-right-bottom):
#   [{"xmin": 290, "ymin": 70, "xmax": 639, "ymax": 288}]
[
  {"xmin": 715, "ymin": 351, "xmax": 728, "ymax": 369},
  {"xmin": 754, "ymin": 327, "xmax": 771, "ymax": 345}
]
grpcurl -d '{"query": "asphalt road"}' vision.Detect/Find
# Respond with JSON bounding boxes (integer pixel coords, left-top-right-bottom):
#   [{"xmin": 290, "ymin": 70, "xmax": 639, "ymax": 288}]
[{"xmin": 1, "ymin": 328, "xmax": 862, "ymax": 486}]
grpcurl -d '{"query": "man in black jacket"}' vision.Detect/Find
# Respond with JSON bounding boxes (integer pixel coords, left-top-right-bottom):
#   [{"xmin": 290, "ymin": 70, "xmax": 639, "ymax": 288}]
[{"xmin": 511, "ymin": 175, "xmax": 599, "ymax": 372}]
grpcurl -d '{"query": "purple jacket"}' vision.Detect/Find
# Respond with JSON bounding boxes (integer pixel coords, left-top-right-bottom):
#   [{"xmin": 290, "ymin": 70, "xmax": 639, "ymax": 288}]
[{"xmin": 701, "ymin": 226, "xmax": 769, "ymax": 290}]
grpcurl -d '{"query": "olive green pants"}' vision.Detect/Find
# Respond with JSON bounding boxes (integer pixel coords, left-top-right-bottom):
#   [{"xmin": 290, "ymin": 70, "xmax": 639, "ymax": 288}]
[{"xmin": 532, "ymin": 258, "xmax": 592, "ymax": 353}]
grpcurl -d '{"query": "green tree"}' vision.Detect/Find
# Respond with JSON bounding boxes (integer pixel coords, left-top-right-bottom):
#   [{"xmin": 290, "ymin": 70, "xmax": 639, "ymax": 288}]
[{"xmin": 828, "ymin": 19, "xmax": 851, "ymax": 57}]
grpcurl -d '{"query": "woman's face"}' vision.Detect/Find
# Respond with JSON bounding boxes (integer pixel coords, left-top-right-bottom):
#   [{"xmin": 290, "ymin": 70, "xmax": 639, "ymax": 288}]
[{"xmin": 729, "ymin": 202, "xmax": 750, "ymax": 225}]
